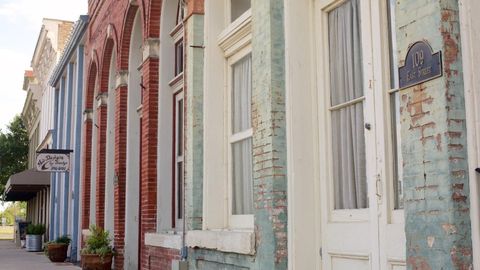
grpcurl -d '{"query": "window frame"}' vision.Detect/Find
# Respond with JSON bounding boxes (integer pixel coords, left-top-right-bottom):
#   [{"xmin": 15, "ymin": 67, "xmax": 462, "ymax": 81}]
[
  {"xmin": 201, "ymin": 4, "xmax": 253, "ymax": 231},
  {"xmin": 383, "ymin": 0, "xmax": 405, "ymax": 224},
  {"xmin": 226, "ymin": 47, "xmax": 254, "ymax": 229},
  {"xmin": 174, "ymin": 39, "xmax": 184, "ymax": 77},
  {"xmin": 172, "ymin": 89, "xmax": 185, "ymax": 230},
  {"xmin": 318, "ymin": 0, "xmax": 374, "ymax": 222}
]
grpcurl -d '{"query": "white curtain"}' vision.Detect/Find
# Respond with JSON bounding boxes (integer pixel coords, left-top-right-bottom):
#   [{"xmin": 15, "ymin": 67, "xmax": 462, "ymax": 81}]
[
  {"xmin": 329, "ymin": 0, "xmax": 367, "ymax": 209},
  {"xmin": 232, "ymin": 55, "xmax": 253, "ymax": 215}
]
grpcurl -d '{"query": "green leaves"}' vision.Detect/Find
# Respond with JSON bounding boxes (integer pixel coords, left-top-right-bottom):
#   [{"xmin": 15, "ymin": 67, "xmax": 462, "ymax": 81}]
[
  {"xmin": 0, "ymin": 115, "xmax": 28, "ymax": 197},
  {"xmin": 26, "ymin": 224, "xmax": 46, "ymax": 235},
  {"xmin": 81, "ymin": 225, "xmax": 114, "ymax": 258},
  {"xmin": 54, "ymin": 235, "xmax": 71, "ymax": 245}
]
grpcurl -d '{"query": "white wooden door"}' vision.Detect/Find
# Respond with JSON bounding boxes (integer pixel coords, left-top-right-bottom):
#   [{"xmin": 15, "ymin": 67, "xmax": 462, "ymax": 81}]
[{"xmin": 314, "ymin": 0, "xmax": 405, "ymax": 269}]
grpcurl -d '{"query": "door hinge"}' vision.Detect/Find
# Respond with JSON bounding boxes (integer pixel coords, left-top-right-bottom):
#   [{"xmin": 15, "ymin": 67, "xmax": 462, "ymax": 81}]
[
  {"xmin": 319, "ymin": 247, "xmax": 323, "ymax": 258},
  {"xmin": 375, "ymin": 173, "xmax": 382, "ymax": 201}
]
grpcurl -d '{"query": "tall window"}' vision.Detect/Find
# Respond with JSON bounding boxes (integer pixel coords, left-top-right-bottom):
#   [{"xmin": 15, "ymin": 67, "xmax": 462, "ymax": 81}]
[
  {"xmin": 172, "ymin": 0, "xmax": 184, "ymax": 77},
  {"xmin": 387, "ymin": 0, "xmax": 403, "ymax": 209},
  {"xmin": 174, "ymin": 92, "xmax": 184, "ymax": 225},
  {"xmin": 176, "ymin": 0, "xmax": 185, "ymax": 25},
  {"xmin": 230, "ymin": 54, "xmax": 253, "ymax": 217},
  {"xmin": 171, "ymin": 0, "xmax": 185, "ymax": 229},
  {"xmin": 175, "ymin": 39, "xmax": 184, "ymax": 76},
  {"xmin": 202, "ymin": 0, "xmax": 253, "ymax": 231},
  {"xmin": 328, "ymin": 0, "xmax": 367, "ymax": 210}
]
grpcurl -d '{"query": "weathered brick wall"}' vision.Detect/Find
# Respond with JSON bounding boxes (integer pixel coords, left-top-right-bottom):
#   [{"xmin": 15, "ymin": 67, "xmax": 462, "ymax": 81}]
[
  {"xmin": 184, "ymin": 12, "xmax": 204, "ymax": 232},
  {"xmin": 82, "ymin": 1, "xmax": 162, "ymax": 269},
  {"xmin": 57, "ymin": 21, "xmax": 74, "ymax": 54},
  {"xmin": 140, "ymin": 55, "xmax": 160, "ymax": 270},
  {"xmin": 251, "ymin": 0, "xmax": 288, "ymax": 268},
  {"xmin": 145, "ymin": 246, "xmax": 181, "ymax": 270},
  {"xmin": 95, "ymin": 100, "xmax": 107, "ymax": 229},
  {"xmin": 188, "ymin": 0, "xmax": 288, "ymax": 269},
  {"xmin": 397, "ymin": 0, "xmax": 473, "ymax": 269}
]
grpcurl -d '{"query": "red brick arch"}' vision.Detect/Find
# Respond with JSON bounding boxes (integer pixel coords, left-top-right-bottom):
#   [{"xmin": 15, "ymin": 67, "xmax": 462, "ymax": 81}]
[
  {"xmin": 80, "ymin": 60, "xmax": 97, "ymax": 235},
  {"xmin": 94, "ymin": 35, "xmax": 118, "ymax": 230},
  {"xmin": 118, "ymin": 5, "xmax": 142, "ymax": 71}
]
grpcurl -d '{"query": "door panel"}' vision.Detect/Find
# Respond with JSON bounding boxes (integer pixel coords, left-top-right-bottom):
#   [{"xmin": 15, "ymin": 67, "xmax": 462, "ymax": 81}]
[
  {"xmin": 315, "ymin": 0, "xmax": 405, "ymax": 269},
  {"xmin": 331, "ymin": 254, "xmax": 370, "ymax": 270}
]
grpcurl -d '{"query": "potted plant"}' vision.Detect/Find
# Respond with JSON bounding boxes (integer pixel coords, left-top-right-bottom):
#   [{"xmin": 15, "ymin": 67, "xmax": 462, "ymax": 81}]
[
  {"xmin": 45, "ymin": 235, "xmax": 71, "ymax": 262},
  {"xmin": 25, "ymin": 224, "xmax": 46, "ymax": 252},
  {"xmin": 81, "ymin": 225, "xmax": 114, "ymax": 270}
]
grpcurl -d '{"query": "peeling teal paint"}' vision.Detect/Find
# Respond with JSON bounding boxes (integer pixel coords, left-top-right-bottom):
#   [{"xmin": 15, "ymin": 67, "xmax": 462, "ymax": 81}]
[
  {"xmin": 185, "ymin": 14, "xmax": 205, "ymax": 231},
  {"xmin": 187, "ymin": 0, "xmax": 288, "ymax": 269},
  {"xmin": 397, "ymin": 0, "xmax": 473, "ymax": 268}
]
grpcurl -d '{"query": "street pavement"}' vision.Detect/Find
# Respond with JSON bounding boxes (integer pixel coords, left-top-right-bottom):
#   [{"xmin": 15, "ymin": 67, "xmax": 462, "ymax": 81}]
[{"xmin": 0, "ymin": 240, "xmax": 80, "ymax": 270}]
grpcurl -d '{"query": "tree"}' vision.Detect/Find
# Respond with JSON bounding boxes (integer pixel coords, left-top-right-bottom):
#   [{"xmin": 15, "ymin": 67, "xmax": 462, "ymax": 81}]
[
  {"xmin": 0, "ymin": 202, "xmax": 26, "ymax": 225},
  {"xmin": 0, "ymin": 116, "xmax": 29, "ymax": 197}
]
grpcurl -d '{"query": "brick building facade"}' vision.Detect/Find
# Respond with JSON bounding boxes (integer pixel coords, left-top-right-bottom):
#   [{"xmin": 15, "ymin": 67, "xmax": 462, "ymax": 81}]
[{"xmin": 77, "ymin": 0, "xmax": 480, "ymax": 269}]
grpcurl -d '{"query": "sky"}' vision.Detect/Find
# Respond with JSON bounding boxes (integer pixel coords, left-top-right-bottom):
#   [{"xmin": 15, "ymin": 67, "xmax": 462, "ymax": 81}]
[
  {"xmin": 0, "ymin": 0, "xmax": 87, "ymax": 212},
  {"xmin": 0, "ymin": 0, "xmax": 87, "ymax": 132}
]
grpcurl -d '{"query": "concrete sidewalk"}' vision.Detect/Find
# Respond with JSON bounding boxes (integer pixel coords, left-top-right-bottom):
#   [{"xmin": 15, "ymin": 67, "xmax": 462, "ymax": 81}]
[{"xmin": 0, "ymin": 240, "xmax": 80, "ymax": 270}]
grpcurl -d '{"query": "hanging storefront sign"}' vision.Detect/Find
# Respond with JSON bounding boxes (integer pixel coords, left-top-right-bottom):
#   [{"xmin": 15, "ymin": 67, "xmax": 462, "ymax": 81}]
[
  {"xmin": 399, "ymin": 40, "xmax": 443, "ymax": 89},
  {"xmin": 36, "ymin": 149, "xmax": 73, "ymax": 172}
]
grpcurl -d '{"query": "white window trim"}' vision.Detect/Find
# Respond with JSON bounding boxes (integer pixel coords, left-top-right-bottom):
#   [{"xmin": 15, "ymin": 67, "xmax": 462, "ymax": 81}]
[
  {"xmin": 203, "ymin": 5, "xmax": 254, "ymax": 233},
  {"xmin": 218, "ymin": 9, "xmax": 252, "ymax": 58},
  {"xmin": 225, "ymin": 30, "xmax": 253, "ymax": 230}
]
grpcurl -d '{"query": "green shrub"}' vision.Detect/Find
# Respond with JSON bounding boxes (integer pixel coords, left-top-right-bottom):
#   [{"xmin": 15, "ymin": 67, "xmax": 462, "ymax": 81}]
[
  {"xmin": 81, "ymin": 225, "xmax": 114, "ymax": 258},
  {"xmin": 26, "ymin": 224, "xmax": 46, "ymax": 235},
  {"xmin": 52, "ymin": 235, "xmax": 71, "ymax": 245}
]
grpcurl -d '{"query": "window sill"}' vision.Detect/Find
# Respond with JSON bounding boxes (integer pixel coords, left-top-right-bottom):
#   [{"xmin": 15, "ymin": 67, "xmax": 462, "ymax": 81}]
[
  {"xmin": 145, "ymin": 232, "xmax": 183, "ymax": 250},
  {"xmin": 186, "ymin": 230, "xmax": 255, "ymax": 255}
]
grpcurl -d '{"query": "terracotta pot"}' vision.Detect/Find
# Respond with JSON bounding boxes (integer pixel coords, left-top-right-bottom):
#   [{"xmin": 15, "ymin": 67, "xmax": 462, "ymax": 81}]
[
  {"xmin": 81, "ymin": 253, "xmax": 113, "ymax": 270},
  {"xmin": 46, "ymin": 243, "xmax": 69, "ymax": 262}
]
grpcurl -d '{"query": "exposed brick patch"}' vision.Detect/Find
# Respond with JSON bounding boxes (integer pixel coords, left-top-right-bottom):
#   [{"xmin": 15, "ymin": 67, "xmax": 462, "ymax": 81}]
[
  {"xmin": 144, "ymin": 246, "xmax": 180, "ymax": 270},
  {"xmin": 399, "ymin": 0, "xmax": 473, "ymax": 268},
  {"xmin": 407, "ymin": 256, "xmax": 432, "ymax": 270}
]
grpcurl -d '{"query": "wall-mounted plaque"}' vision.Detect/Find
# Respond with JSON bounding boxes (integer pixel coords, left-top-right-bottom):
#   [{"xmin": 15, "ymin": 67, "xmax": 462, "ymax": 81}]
[{"xmin": 399, "ymin": 40, "xmax": 442, "ymax": 89}]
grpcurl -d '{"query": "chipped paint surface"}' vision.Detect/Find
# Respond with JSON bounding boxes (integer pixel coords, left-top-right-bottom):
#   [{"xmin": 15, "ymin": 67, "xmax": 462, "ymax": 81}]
[
  {"xmin": 397, "ymin": 0, "xmax": 473, "ymax": 269},
  {"xmin": 187, "ymin": 1, "xmax": 288, "ymax": 269}
]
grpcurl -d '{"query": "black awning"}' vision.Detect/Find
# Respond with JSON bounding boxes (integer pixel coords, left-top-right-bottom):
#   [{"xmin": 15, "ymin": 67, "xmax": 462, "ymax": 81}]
[{"xmin": 3, "ymin": 169, "xmax": 50, "ymax": 201}]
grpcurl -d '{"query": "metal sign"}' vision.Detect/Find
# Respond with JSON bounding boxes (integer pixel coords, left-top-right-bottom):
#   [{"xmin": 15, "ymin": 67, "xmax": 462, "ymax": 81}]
[
  {"xmin": 36, "ymin": 149, "xmax": 73, "ymax": 172},
  {"xmin": 399, "ymin": 40, "xmax": 443, "ymax": 89}
]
